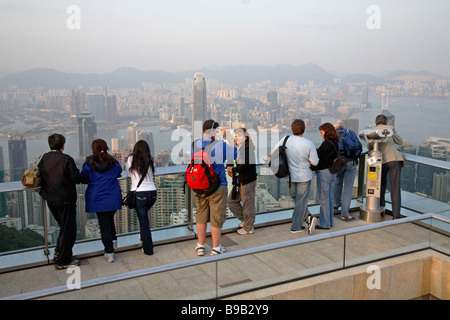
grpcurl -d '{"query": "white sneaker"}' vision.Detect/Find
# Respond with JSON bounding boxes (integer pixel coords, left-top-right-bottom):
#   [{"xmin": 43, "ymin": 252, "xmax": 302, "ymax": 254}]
[
  {"xmin": 210, "ymin": 246, "xmax": 226, "ymax": 255},
  {"xmin": 237, "ymin": 227, "xmax": 255, "ymax": 235},
  {"xmin": 104, "ymin": 252, "xmax": 115, "ymax": 263},
  {"xmin": 195, "ymin": 244, "xmax": 206, "ymax": 256}
]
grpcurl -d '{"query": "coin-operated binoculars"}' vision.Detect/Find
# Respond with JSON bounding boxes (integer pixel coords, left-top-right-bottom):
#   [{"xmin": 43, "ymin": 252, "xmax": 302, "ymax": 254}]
[{"xmin": 358, "ymin": 128, "xmax": 393, "ymax": 222}]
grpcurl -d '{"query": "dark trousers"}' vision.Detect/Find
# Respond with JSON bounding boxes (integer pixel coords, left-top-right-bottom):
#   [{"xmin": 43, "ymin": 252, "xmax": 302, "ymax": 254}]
[
  {"xmin": 135, "ymin": 191, "xmax": 157, "ymax": 255},
  {"xmin": 380, "ymin": 161, "xmax": 402, "ymax": 218},
  {"xmin": 48, "ymin": 202, "xmax": 77, "ymax": 265},
  {"xmin": 96, "ymin": 211, "xmax": 117, "ymax": 254}
]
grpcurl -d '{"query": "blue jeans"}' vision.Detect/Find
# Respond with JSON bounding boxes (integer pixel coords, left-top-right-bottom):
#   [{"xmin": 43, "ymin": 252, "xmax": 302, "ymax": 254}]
[
  {"xmin": 135, "ymin": 190, "xmax": 157, "ymax": 255},
  {"xmin": 334, "ymin": 160, "xmax": 358, "ymax": 218},
  {"xmin": 96, "ymin": 211, "xmax": 117, "ymax": 254},
  {"xmin": 316, "ymin": 169, "xmax": 336, "ymax": 228},
  {"xmin": 289, "ymin": 181, "xmax": 311, "ymax": 231}
]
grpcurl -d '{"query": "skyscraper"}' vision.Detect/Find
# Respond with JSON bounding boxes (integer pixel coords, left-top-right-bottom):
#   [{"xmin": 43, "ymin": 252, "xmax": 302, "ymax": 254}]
[
  {"xmin": 86, "ymin": 93, "xmax": 106, "ymax": 123},
  {"xmin": 192, "ymin": 73, "xmax": 207, "ymax": 140},
  {"xmin": 137, "ymin": 129, "xmax": 155, "ymax": 156},
  {"xmin": 0, "ymin": 146, "xmax": 6, "ymax": 217},
  {"xmin": 78, "ymin": 111, "xmax": 97, "ymax": 158},
  {"xmin": 8, "ymin": 133, "xmax": 27, "ymax": 181},
  {"xmin": 105, "ymin": 95, "xmax": 118, "ymax": 124}
]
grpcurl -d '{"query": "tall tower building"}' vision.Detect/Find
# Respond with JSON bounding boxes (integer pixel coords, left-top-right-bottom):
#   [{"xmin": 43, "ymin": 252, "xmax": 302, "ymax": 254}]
[
  {"xmin": 69, "ymin": 89, "xmax": 81, "ymax": 118},
  {"xmin": 86, "ymin": 93, "xmax": 106, "ymax": 123},
  {"xmin": 127, "ymin": 125, "xmax": 137, "ymax": 151},
  {"xmin": 342, "ymin": 118, "xmax": 359, "ymax": 134},
  {"xmin": 8, "ymin": 133, "xmax": 28, "ymax": 181},
  {"xmin": 105, "ymin": 95, "xmax": 118, "ymax": 124},
  {"xmin": 137, "ymin": 129, "xmax": 155, "ymax": 157},
  {"xmin": 78, "ymin": 111, "xmax": 97, "ymax": 158},
  {"xmin": 0, "ymin": 146, "xmax": 6, "ymax": 217},
  {"xmin": 192, "ymin": 73, "xmax": 207, "ymax": 140}
]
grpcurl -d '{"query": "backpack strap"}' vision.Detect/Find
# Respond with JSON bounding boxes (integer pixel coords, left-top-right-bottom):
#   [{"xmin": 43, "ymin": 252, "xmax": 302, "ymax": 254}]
[
  {"xmin": 282, "ymin": 135, "xmax": 291, "ymax": 188},
  {"xmin": 281, "ymin": 135, "xmax": 290, "ymax": 148}
]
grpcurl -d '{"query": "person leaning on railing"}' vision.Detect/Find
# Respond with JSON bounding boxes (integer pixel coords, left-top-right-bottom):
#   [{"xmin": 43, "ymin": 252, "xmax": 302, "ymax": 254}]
[
  {"xmin": 38, "ymin": 133, "xmax": 82, "ymax": 269},
  {"xmin": 226, "ymin": 128, "xmax": 257, "ymax": 235}
]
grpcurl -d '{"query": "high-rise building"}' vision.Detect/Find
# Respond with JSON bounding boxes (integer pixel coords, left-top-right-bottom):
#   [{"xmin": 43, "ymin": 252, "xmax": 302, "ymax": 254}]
[
  {"xmin": 127, "ymin": 125, "xmax": 137, "ymax": 151},
  {"xmin": 77, "ymin": 111, "xmax": 97, "ymax": 158},
  {"xmin": 192, "ymin": 73, "xmax": 207, "ymax": 140},
  {"xmin": 137, "ymin": 130, "xmax": 155, "ymax": 157},
  {"xmin": 8, "ymin": 133, "xmax": 27, "ymax": 181},
  {"xmin": 361, "ymin": 87, "xmax": 369, "ymax": 104},
  {"xmin": 86, "ymin": 93, "xmax": 106, "ymax": 123},
  {"xmin": 105, "ymin": 95, "xmax": 118, "ymax": 124},
  {"xmin": 342, "ymin": 118, "xmax": 359, "ymax": 134},
  {"xmin": 69, "ymin": 89, "xmax": 81, "ymax": 118},
  {"xmin": 0, "ymin": 146, "xmax": 6, "ymax": 217}
]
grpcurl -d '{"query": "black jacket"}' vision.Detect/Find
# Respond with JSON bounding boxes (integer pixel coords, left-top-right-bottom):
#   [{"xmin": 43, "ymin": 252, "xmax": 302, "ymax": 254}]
[
  {"xmin": 38, "ymin": 151, "xmax": 81, "ymax": 205},
  {"xmin": 232, "ymin": 143, "xmax": 257, "ymax": 185},
  {"xmin": 311, "ymin": 140, "xmax": 339, "ymax": 171}
]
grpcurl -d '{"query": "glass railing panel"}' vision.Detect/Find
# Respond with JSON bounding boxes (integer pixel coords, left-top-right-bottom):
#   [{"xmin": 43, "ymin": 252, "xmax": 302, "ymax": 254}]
[
  {"xmin": 0, "ymin": 189, "xmax": 47, "ymax": 254},
  {"xmin": 430, "ymin": 216, "xmax": 450, "ymax": 255},
  {"xmin": 344, "ymin": 221, "xmax": 431, "ymax": 267},
  {"xmin": 216, "ymin": 237, "xmax": 345, "ymax": 298}
]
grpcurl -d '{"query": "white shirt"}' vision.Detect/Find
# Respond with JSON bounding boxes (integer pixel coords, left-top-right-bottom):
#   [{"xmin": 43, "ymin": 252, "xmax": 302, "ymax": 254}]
[
  {"xmin": 126, "ymin": 155, "xmax": 157, "ymax": 191},
  {"xmin": 272, "ymin": 135, "xmax": 319, "ymax": 183}
]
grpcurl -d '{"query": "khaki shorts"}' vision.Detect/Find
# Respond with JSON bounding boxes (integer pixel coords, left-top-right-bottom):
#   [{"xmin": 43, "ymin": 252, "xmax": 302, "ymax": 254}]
[{"xmin": 195, "ymin": 185, "xmax": 227, "ymax": 228}]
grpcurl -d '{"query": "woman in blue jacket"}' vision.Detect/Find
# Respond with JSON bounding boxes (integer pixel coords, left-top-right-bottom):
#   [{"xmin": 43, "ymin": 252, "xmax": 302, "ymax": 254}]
[{"xmin": 81, "ymin": 139, "xmax": 122, "ymax": 263}]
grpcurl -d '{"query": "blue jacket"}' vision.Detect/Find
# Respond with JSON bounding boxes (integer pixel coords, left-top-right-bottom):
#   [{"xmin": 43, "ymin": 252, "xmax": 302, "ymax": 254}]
[{"xmin": 81, "ymin": 159, "xmax": 123, "ymax": 213}]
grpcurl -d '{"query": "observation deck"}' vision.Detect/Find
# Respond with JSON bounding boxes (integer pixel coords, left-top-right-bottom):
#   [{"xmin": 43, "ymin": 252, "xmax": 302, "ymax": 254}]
[{"xmin": 0, "ymin": 153, "xmax": 449, "ymax": 301}]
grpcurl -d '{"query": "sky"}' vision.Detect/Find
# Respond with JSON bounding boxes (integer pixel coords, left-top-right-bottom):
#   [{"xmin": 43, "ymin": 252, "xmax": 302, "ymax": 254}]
[{"xmin": 1, "ymin": 0, "xmax": 449, "ymax": 77}]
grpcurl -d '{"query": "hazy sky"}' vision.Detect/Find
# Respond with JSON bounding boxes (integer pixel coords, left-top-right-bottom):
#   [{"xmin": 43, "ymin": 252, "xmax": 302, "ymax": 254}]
[{"xmin": 1, "ymin": 0, "xmax": 449, "ymax": 77}]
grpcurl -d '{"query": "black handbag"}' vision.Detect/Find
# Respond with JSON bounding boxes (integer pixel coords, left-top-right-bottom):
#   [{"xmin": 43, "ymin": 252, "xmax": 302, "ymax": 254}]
[
  {"xmin": 122, "ymin": 171, "xmax": 146, "ymax": 209},
  {"xmin": 328, "ymin": 141, "xmax": 346, "ymax": 174}
]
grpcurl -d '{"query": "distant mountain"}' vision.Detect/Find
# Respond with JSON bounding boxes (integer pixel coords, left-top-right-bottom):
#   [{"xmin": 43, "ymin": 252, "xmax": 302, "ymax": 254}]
[
  {"xmin": 383, "ymin": 70, "xmax": 445, "ymax": 82},
  {"xmin": 0, "ymin": 63, "xmax": 334, "ymax": 90},
  {"xmin": 0, "ymin": 64, "xmax": 446, "ymax": 91},
  {"xmin": 197, "ymin": 63, "xmax": 334, "ymax": 86}
]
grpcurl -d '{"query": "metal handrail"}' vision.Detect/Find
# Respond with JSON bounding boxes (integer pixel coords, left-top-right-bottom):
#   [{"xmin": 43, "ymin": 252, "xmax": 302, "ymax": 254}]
[{"xmin": 4, "ymin": 212, "xmax": 448, "ymax": 300}]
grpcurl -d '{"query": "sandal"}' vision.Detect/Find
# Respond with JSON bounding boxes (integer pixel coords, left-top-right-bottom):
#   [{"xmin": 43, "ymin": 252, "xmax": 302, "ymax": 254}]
[{"xmin": 341, "ymin": 215, "xmax": 354, "ymax": 221}]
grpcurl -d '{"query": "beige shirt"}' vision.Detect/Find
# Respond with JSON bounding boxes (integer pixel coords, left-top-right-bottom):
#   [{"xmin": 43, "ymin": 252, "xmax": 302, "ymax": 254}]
[{"xmin": 368, "ymin": 125, "xmax": 404, "ymax": 164}]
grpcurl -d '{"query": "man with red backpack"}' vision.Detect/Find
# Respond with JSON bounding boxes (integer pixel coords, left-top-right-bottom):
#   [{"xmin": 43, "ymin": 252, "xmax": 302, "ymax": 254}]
[{"xmin": 188, "ymin": 120, "xmax": 237, "ymax": 256}]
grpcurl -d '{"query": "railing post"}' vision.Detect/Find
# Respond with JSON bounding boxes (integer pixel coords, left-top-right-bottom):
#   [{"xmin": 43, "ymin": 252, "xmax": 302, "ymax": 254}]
[
  {"xmin": 42, "ymin": 199, "xmax": 49, "ymax": 257},
  {"xmin": 187, "ymin": 188, "xmax": 194, "ymax": 231},
  {"xmin": 357, "ymin": 153, "xmax": 366, "ymax": 203}
]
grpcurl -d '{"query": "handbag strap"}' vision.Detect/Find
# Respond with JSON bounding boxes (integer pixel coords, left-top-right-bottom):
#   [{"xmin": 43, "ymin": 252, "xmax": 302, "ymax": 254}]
[
  {"xmin": 325, "ymin": 140, "xmax": 339, "ymax": 160},
  {"xmin": 134, "ymin": 167, "xmax": 148, "ymax": 190}
]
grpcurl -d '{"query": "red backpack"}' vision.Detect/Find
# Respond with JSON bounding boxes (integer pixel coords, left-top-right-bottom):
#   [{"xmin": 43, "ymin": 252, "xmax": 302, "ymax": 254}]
[{"xmin": 186, "ymin": 139, "xmax": 220, "ymax": 196}]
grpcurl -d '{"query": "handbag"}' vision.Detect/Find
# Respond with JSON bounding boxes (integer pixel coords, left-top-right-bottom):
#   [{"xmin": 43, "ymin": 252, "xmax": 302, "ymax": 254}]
[
  {"xmin": 122, "ymin": 170, "xmax": 146, "ymax": 209},
  {"xmin": 327, "ymin": 141, "xmax": 346, "ymax": 174},
  {"xmin": 22, "ymin": 153, "xmax": 44, "ymax": 190}
]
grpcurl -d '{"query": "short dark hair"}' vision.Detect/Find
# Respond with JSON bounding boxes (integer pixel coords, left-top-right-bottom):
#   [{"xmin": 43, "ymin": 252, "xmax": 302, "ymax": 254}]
[
  {"xmin": 375, "ymin": 114, "xmax": 388, "ymax": 125},
  {"xmin": 291, "ymin": 119, "xmax": 305, "ymax": 135},
  {"xmin": 202, "ymin": 119, "xmax": 219, "ymax": 133},
  {"xmin": 48, "ymin": 133, "xmax": 66, "ymax": 151}
]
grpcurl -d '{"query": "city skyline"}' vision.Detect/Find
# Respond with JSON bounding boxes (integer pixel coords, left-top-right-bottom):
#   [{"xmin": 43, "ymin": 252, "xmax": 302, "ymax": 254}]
[{"xmin": 1, "ymin": 0, "xmax": 450, "ymax": 78}]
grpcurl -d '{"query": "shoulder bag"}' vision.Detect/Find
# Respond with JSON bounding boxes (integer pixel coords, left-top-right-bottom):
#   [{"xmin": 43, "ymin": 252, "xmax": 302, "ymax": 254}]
[
  {"xmin": 328, "ymin": 141, "xmax": 346, "ymax": 174},
  {"xmin": 122, "ymin": 169, "xmax": 147, "ymax": 209}
]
